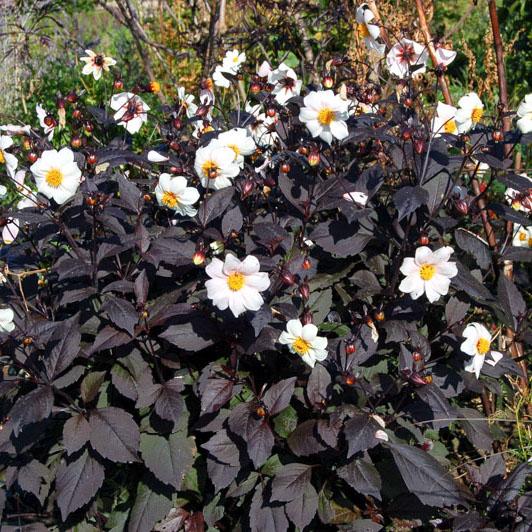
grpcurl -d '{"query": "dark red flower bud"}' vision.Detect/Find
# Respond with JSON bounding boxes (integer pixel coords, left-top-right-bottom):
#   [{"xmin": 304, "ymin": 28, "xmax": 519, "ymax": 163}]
[
  {"xmin": 169, "ymin": 140, "xmax": 180, "ymax": 151},
  {"xmin": 280, "ymin": 163, "xmax": 291, "ymax": 174},
  {"xmin": 172, "ymin": 117, "xmax": 182, "ymax": 129},
  {"xmin": 302, "ymin": 257, "xmax": 312, "ymax": 270},
  {"xmin": 297, "ymin": 146, "xmax": 309, "ymax": 156},
  {"xmin": 281, "ymin": 271, "xmax": 295, "ymax": 286},
  {"xmin": 402, "ymin": 129, "xmax": 412, "ymax": 141},
  {"xmin": 322, "ymin": 75, "xmax": 334, "ymax": 89},
  {"xmin": 256, "ymin": 406, "xmax": 267, "ymax": 418},
  {"xmin": 66, "ymin": 91, "xmax": 78, "ymax": 104},
  {"xmin": 84, "ymin": 122, "xmax": 94, "ymax": 133},
  {"xmin": 374, "ymin": 310, "xmax": 385, "ymax": 322},
  {"xmin": 72, "ymin": 109, "xmax": 82, "ymax": 120},
  {"xmin": 170, "ymin": 166, "xmax": 183, "ymax": 174},
  {"xmin": 87, "ymin": 153, "xmax": 98, "ymax": 165},
  {"xmin": 301, "ymin": 311, "xmax": 313, "ymax": 325},
  {"xmin": 27, "ymin": 152, "xmax": 38, "ymax": 163},
  {"xmin": 418, "ymin": 234, "xmax": 429, "ymax": 246},
  {"xmin": 344, "ymin": 374, "xmax": 356, "ymax": 385},
  {"xmin": 196, "ymin": 105, "xmax": 210, "ymax": 118},
  {"xmin": 266, "ymin": 107, "xmax": 276, "ymax": 118},
  {"xmin": 308, "ymin": 149, "xmax": 320, "ymax": 167},
  {"xmin": 299, "ymin": 282, "xmax": 310, "ymax": 300},
  {"xmin": 413, "ymin": 352, "xmax": 423, "ymax": 362},
  {"xmin": 250, "ymin": 82, "xmax": 261, "ymax": 94},
  {"xmin": 414, "ymin": 139, "xmax": 425, "ymax": 154},
  {"xmin": 113, "ymin": 79, "xmax": 124, "ymax": 91},
  {"xmin": 241, "ymin": 179, "xmax": 254, "ymax": 198},
  {"xmin": 455, "ymin": 198, "xmax": 469, "ymax": 215},
  {"xmin": 492, "ymin": 130, "xmax": 503, "ymax": 142},
  {"xmin": 70, "ymin": 136, "xmax": 82, "ymax": 149},
  {"xmin": 43, "ymin": 114, "xmax": 56, "ymax": 127},
  {"xmin": 345, "ymin": 343, "xmax": 356, "ymax": 355}
]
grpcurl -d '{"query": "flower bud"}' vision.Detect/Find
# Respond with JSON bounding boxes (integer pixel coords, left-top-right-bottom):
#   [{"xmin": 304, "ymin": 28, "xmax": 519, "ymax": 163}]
[
  {"xmin": 345, "ymin": 343, "xmax": 356, "ymax": 355},
  {"xmin": 169, "ymin": 140, "xmax": 180, "ymax": 152},
  {"xmin": 71, "ymin": 135, "xmax": 82, "ymax": 149},
  {"xmin": 114, "ymin": 79, "xmax": 124, "ymax": 91},
  {"xmin": 87, "ymin": 153, "xmax": 98, "ymax": 165},
  {"xmin": 84, "ymin": 122, "xmax": 94, "ymax": 133},
  {"xmin": 297, "ymin": 146, "xmax": 309, "ymax": 156},
  {"xmin": 250, "ymin": 82, "xmax": 261, "ymax": 94},
  {"xmin": 192, "ymin": 250, "xmax": 206, "ymax": 266},
  {"xmin": 43, "ymin": 114, "xmax": 56, "ymax": 127},
  {"xmin": 423, "ymin": 374, "xmax": 433, "ymax": 384},
  {"xmin": 66, "ymin": 91, "xmax": 78, "ymax": 104},
  {"xmin": 455, "ymin": 198, "xmax": 469, "ymax": 215},
  {"xmin": 322, "ymin": 75, "xmax": 334, "ymax": 89},
  {"xmin": 256, "ymin": 406, "xmax": 267, "ymax": 418},
  {"xmin": 72, "ymin": 109, "xmax": 82, "ymax": 120},
  {"xmin": 302, "ymin": 257, "xmax": 312, "ymax": 270},
  {"xmin": 421, "ymin": 440, "xmax": 434, "ymax": 452},
  {"xmin": 281, "ymin": 270, "xmax": 295, "ymax": 286},
  {"xmin": 280, "ymin": 163, "xmax": 291, "ymax": 174},
  {"xmin": 299, "ymin": 282, "xmax": 310, "ymax": 300},
  {"xmin": 22, "ymin": 337, "xmax": 33, "ymax": 347},
  {"xmin": 344, "ymin": 374, "xmax": 356, "ymax": 385},
  {"xmin": 301, "ymin": 310, "xmax": 313, "ymax": 325},
  {"xmin": 418, "ymin": 234, "xmax": 429, "ymax": 246},
  {"xmin": 413, "ymin": 139, "xmax": 425, "ymax": 154},
  {"xmin": 22, "ymin": 137, "xmax": 32, "ymax": 151},
  {"xmin": 308, "ymin": 149, "xmax": 320, "ymax": 167},
  {"xmin": 241, "ymin": 179, "xmax": 254, "ymax": 199},
  {"xmin": 401, "ymin": 129, "xmax": 412, "ymax": 141},
  {"xmin": 492, "ymin": 130, "xmax": 503, "ymax": 142},
  {"xmin": 412, "ymin": 351, "xmax": 423, "ymax": 362},
  {"xmin": 266, "ymin": 107, "xmax": 276, "ymax": 118},
  {"xmin": 196, "ymin": 105, "xmax": 210, "ymax": 118},
  {"xmin": 170, "ymin": 166, "xmax": 183, "ymax": 174},
  {"xmin": 172, "ymin": 117, "xmax": 182, "ymax": 129},
  {"xmin": 374, "ymin": 310, "xmax": 385, "ymax": 322},
  {"xmin": 27, "ymin": 152, "xmax": 38, "ymax": 163}
]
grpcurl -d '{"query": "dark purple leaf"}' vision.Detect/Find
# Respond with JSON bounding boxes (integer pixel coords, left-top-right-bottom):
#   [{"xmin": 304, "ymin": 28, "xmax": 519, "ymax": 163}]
[
  {"xmin": 128, "ymin": 480, "xmax": 173, "ymax": 532},
  {"xmin": 488, "ymin": 462, "xmax": 530, "ymax": 510},
  {"xmin": 247, "ymin": 421, "xmax": 275, "ymax": 468},
  {"xmin": 221, "ymin": 205, "xmax": 244, "ymax": 236},
  {"xmin": 497, "ymin": 276, "xmax": 526, "ymax": 330},
  {"xmin": 90, "ymin": 325, "xmax": 132, "ymax": 353},
  {"xmin": 250, "ymin": 483, "xmax": 289, "ymax": 532},
  {"xmin": 207, "ymin": 458, "xmax": 240, "ymax": 491},
  {"xmin": 134, "ymin": 270, "xmax": 149, "ymax": 305},
  {"xmin": 80, "ymin": 371, "xmax": 106, "ymax": 403},
  {"xmin": 285, "ymin": 482, "xmax": 318, "ymax": 529},
  {"xmin": 262, "ymin": 377, "xmax": 296, "ymax": 415},
  {"xmin": 17, "ymin": 460, "xmax": 51, "ymax": 504},
  {"xmin": 154, "ymin": 378, "xmax": 185, "ymax": 423},
  {"xmin": 89, "ymin": 407, "xmax": 140, "ymax": 462},
  {"xmin": 393, "ymin": 186, "xmax": 429, "ymax": 221},
  {"xmin": 10, "ymin": 386, "xmax": 53, "ymax": 436},
  {"xmin": 306, "ymin": 364, "xmax": 331, "ymax": 408},
  {"xmin": 44, "ymin": 317, "xmax": 81, "ymax": 379},
  {"xmin": 202, "ymin": 430, "xmax": 240, "ymax": 466},
  {"xmin": 271, "ymin": 463, "xmax": 313, "ymax": 502},
  {"xmin": 117, "ymin": 174, "xmax": 142, "ymax": 213},
  {"xmin": 55, "ymin": 450, "xmax": 105, "ymax": 521},
  {"xmin": 101, "ymin": 295, "xmax": 138, "ymax": 336},
  {"xmin": 479, "ymin": 455, "xmax": 505, "ymax": 486},
  {"xmin": 389, "ymin": 442, "xmax": 471, "ymax": 508},
  {"xmin": 416, "ymin": 384, "xmax": 459, "ymax": 429},
  {"xmin": 288, "ymin": 420, "xmax": 327, "ymax": 456},
  {"xmin": 201, "ymin": 378, "xmax": 236, "ymax": 414},
  {"xmin": 455, "ymin": 228, "xmax": 491, "ymax": 270},
  {"xmin": 338, "ymin": 457, "xmax": 382, "ymax": 500},
  {"xmin": 445, "ymin": 297, "xmax": 470, "ymax": 326},
  {"xmin": 344, "ymin": 413, "xmax": 380, "ymax": 458},
  {"xmin": 140, "ymin": 431, "xmax": 195, "ymax": 489},
  {"xmin": 159, "ymin": 318, "xmax": 218, "ymax": 351},
  {"xmin": 198, "ymin": 187, "xmax": 234, "ymax": 226},
  {"xmin": 63, "ymin": 413, "xmax": 91, "ymax": 455},
  {"xmin": 459, "ymin": 407, "xmax": 493, "ymax": 451}
]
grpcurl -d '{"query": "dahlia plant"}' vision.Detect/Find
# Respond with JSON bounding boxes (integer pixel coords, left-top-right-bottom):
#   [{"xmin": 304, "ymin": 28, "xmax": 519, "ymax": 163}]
[{"xmin": 0, "ymin": 15, "xmax": 530, "ymax": 532}]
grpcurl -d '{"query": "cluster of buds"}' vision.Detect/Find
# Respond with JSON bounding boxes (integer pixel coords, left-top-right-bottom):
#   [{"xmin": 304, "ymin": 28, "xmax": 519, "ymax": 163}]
[{"xmin": 85, "ymin": 192, "xmax": 110, "ymax": 211}]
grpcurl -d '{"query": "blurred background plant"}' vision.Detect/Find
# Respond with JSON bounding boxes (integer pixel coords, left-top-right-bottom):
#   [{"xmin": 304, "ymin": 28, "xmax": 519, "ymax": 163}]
[{"xmin": 1, "ymin": 0, "xmax": 530, "ymax": 126}]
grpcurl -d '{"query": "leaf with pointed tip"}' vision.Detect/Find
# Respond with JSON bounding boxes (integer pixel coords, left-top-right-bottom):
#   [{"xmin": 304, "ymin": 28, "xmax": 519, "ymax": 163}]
[
  {"xmin": 247, "ymin": 421, "xmax": 275, "ymax": 468},
  {"xmin": 159, "ymin": 318, "xmax": 217, "ymax": 351},
  {"xmin": 91, "ymin": 325, "xmax": 132, "ymax": 353},
  {"xmin": 202, "ymin": 430, "xmax": 240, "ymax": 466},
  {"xmin": 262, "ymin": 377, "xmax": 296, "ymax": 415},
  {"xmin": 201, "ymin": 377, "xmax": 235, "ymax": 414},
  {"xmin": 17, "ymin": 460, "xmax": 52, "ymax": 504},
  {"xmin": 198, "ymin": 187, "xmax": 234, "ymax": 226},
  {"xmin": 101, "ymin": 295, "xmax": 138, "ymax": 336},
  {"xmin": 250, "ymin": 483, "xmax": 288, "ymax": 532},
  {"xmin": 344, "ymin": 413, "xmax": 380, "ymax": 458},
  {"xmin": 271, "ymin": 463, "xmax": 313, "ymax": 502},
  {"xmin": 134, "ymin": 270, "xmax": 149, "ymax": 305},
  {"xmin": 9, "ymin": 386, "xmax": 54, "ymax": 436},
  {"xmin": 393, "ymin": 186, "xmax": 429, "ymax": 221},
  {"xmin": 44, "ymin": 317, "xmax": 81, "ymax": 379},
  {"xmin": 306, "ymin": 364, "xmax": 331, "ymax": 408},
  {"xmin": 81, "ymin": 371, "xmax": 106, "ymax": 404},
  {"xmin": 127, "ymin": 480, "xmax": 173, "ymax": 532},
  {"xmin": 389, "ymin": 442, "xmax": 471, "ymax": 508},
  {"xmin": 154, "ymin": 378, "xmax": 185, "ymax": 423},
  {"xmin": 89, "ymin": 407, "xmax": 140, "ymax": 463},
  {"xmin": 285, "ymin": 482, "xmax": 318, "ymax": 529},
  {"xmin": 63, "ymin": 414, "xmax": 91, "ymax": 455},
  {"xmin": 338, "ymin": 458, "xmax": 382, "ymax": 500},
  {"xmin": 55, "ymin": 450, "xmax": 105, "ymax": 521},
  {"xmin": 140, "ymin": 431, "xmax": 195, "ymax": 489}
]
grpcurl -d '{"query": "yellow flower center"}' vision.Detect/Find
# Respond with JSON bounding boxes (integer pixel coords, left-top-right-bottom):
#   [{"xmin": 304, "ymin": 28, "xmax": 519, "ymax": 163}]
[
  {"xmin": 519, "ymin": 232, "xmax": 527, "ymax": 241},
  {"xmin": 0, "ymin": 150, "xmax": 5, "ymax": 164},
  {"xmin": 292, "ymin": 336, "xmax": 311, "ymax": 355},
  {"xmin": 228, "ymin": 144, "xmax": 240, "ymax": 157},
  {"xmin": 201, "ymin": 160, "xmax": 219, "ymax": 179},
  {"xmin": 161, "ymin": 190, "xmax": 179, "ymax": 208},
  {"xmin": 357, "ymin": 23, "xmax": 370, "ymax": 38},
  {"xmin": 317, "ymin": 107, "xmax": 335, "ymax": 126},
  {"xmin": 45, "ymin": 168, "xmax": 64, "ymax": 188},
  {"xmin": 227, "ymin": 272, "xmax": 245, "ymax": 291},
  {"xmin": 471, "ymin": 107, "xmax": 483, "ymax": 123},
  {"xmin": 419, "ymin": 264, "xmax": 436, "ymax": 281},
  {"xmin": 443, "ymin": 119, "xmax": 457, "ymax": 134},
  {"xmin": 476, "ymin": 337, "xmax": 490, "ymax": 355},
  {"xmin": 233, "ymin": 56, "xmax": 239, "ymax": 63}
]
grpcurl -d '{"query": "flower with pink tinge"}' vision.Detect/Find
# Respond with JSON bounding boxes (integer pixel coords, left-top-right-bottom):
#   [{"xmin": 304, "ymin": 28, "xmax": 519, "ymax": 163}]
[
  {"xmin": 110, "ymin": 93, "xmax": 150, "ymax": 134},
  {"xmin": 36, "ymin": 104, "xmax": 55, "ymax": 140},
  {"xmin": 386, "ymin": 38, "xmax": 428, "ymax": 79},
  {"xmin": 0, "ymin": 135, "xmax": 18, "ymax": 178},
  {"xmin": 80, "ymin": 50, "xmax": 116, "ymax": 80},
  {"xmin": 268, "ymin": 63, "xmax": 302, "ymax": 105},
  {"xmin": 205, "ymin": 254, "xmax": 270, "ymax": 317},
  {"xmin": 434, "ymin": 44, "xmax": 456, "ymax": 67}
]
